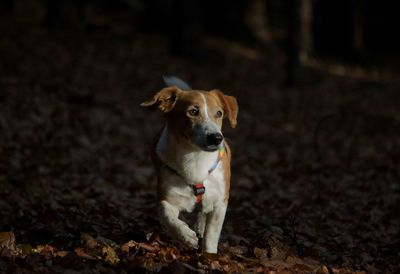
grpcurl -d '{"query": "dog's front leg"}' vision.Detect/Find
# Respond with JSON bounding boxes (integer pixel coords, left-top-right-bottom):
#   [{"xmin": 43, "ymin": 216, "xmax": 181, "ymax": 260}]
[
  {"xmin": 203, "ymin": 204, "xmax": 227, "ymax": 253},
  {"xmin": 194, "ymin": 212, "xmax": 206, "ymax": 238},
  {"xmin": 159, "ymin": 200, "xmax": 199, "ymax": 249}
]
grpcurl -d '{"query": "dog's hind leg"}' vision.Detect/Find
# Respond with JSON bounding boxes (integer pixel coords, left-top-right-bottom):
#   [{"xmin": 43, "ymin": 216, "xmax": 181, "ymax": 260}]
[{"xmin": 159, "ymin": 200, "xmax": 199, "ymax": 249}]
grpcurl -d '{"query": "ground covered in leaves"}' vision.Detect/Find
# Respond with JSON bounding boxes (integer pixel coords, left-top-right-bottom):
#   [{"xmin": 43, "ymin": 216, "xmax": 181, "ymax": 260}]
[{"xmin": 0, "ymin": 29, "xmax": 399, "ymax": 273}]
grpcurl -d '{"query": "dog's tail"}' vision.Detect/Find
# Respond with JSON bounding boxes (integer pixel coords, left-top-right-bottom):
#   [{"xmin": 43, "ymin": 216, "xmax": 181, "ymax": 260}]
[{"xmin": 163, "ymin": 76, "xmax": 191, "ymax": 91}]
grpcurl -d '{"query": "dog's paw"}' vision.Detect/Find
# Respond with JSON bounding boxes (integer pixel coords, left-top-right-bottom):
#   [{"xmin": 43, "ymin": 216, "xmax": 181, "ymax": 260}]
[{"xmin": 179, "ymin": 225, "xmax": 199, "ymax": 249}]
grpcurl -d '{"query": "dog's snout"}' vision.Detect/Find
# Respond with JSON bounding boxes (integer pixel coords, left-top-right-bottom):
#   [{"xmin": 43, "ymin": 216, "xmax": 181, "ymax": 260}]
[{"xmin": 207, "ymin": 133, "xmax": 223, "ymax": 146}]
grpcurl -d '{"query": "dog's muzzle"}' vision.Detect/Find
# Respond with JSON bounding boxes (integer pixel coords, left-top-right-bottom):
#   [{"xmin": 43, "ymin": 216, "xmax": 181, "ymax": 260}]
[{"xmin": 207, "ymin": 133, "xmax": 223, "ymax": 147}]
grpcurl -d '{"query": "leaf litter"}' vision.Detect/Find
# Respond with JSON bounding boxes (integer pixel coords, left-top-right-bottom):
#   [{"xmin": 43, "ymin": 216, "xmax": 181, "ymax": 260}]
[{"xmin": 0, "ymin": 29, "xmax": 399, "ymax": 273}]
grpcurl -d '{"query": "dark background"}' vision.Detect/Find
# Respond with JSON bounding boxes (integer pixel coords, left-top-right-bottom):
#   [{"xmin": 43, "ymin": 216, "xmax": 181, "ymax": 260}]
[{"xmin": 0, "ymin": 0, "xmax": 399, "ymax": 273}]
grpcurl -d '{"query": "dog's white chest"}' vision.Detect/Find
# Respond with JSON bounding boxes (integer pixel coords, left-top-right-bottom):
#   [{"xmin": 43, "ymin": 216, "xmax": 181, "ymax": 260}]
[
  {"xmin": 160, "ymin": 160, "xmax": 225, "ymax": 214},
  {"xmin": 156, "ymin": 126, "xmax": 227, "ymax": 217}
]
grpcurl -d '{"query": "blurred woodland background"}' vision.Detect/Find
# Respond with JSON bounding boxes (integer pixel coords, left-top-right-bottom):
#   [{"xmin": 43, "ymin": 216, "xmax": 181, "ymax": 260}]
[{"xmin": 0, "ymin": 0, "xmax": 399, "ymax": 273}]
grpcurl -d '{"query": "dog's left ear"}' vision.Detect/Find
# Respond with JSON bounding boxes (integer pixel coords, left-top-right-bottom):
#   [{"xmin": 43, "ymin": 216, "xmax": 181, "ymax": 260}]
[
  {"xmin": 210, "ymin": 89, "xmax": 238, "ymax": 128},
  {"xmin": 140, "ymin": 87, "xmax": 182, "ymax": 113}
]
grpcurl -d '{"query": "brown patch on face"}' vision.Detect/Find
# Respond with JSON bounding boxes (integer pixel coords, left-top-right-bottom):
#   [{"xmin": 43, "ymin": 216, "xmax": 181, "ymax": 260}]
[
  {"xmin": 202, "ymin": 92, "xmax": 225, "ymax": 128},
  {"xmin": 164, "ymin": 91, "xmax": 205, "ymax": 138},
  {"xmin": 209, "ymin": 90, "xmax": 239, "ymax": 128}
]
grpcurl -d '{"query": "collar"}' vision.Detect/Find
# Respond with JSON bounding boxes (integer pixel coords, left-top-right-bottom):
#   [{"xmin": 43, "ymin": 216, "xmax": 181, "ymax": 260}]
[{"xmin": 162, "ymin": 144, "xmax": 225, "ymax": 203}]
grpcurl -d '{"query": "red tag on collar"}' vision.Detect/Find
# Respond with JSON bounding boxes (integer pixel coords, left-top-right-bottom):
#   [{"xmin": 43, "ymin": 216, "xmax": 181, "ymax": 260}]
[{"xmin": 193, "ymin": 183, "xmax": 205, "ymax": 203}]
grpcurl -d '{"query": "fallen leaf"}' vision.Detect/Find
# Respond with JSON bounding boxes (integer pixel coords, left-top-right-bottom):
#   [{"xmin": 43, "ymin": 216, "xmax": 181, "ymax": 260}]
[
  {"xmin": 19, "ymin": 243, "xmax": 33, "ymax": 255},
  {"xmin": 34, "ymin": 244, "xmax": 56, "ymax": 257},
  {"xmin": 81, "ymin": 233, "xmax": 98, "ymax": 249},
  {"xmin": 137, "ymin": 242, "xmax": 159, "ymax": 253},
  {"xmin": 0, "ymin": 232, "xmax": 16, "ymax": 250},
  {"xmin": 74, "ymin": 247, "xmax": 99, "ymax": 260},
  {"xmin": 127, "ymin": 256, "xmax": 163, "ymax": 272},
  {"xmin": 121, "ymin": 240, "xmax": 137, "ymax": 253},
  {"xmin": 102, "ymin": 245, "xmax": 120, "ymax": 265},
  {"xmin": 210, "ymin": 260, "xmax": 222, "ymax": 270},
  {"xmin": 159, "ymin": 247, "xmax": 178, "ymax": 262},
  {"xmin": 56, "ymin": 250, "xmax": 70, "ymax": 257},
  {"xmin": 254, "ymin": 247, "xmax": 268, "ymax": 259}
]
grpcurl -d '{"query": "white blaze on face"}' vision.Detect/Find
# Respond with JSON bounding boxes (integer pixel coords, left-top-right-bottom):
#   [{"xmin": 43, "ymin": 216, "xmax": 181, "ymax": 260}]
[
  {"xmin": 199, "ymin": 92, "xmax": 209, "ymax": 120},
  {"xmin": 199, "ymin": 92, "xmax": 221, "ymax": 133}
]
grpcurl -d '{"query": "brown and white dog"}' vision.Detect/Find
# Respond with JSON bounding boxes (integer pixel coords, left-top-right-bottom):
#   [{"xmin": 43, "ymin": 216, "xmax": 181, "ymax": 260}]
[{"xmin": 141, "ymin": 77, "xmax": 238, "ymax": 253}]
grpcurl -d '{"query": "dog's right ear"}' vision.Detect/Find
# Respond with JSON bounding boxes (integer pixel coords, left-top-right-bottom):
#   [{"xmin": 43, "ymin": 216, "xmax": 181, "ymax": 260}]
[{"xmin": 140, "ymin": 87, "xmax": 182, "ymax": 113}]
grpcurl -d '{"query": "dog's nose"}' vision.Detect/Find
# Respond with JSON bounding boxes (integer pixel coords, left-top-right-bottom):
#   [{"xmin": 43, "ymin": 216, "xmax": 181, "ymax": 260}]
[{"xmin": 207, "ymin": 133, "xmax": 223, "ymax": 146}]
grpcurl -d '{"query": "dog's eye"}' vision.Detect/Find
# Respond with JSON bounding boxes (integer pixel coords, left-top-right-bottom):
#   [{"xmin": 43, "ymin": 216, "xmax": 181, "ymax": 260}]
[
  {"xmin": 216, "ymin": 110, "xmax": 223, "ymax": 118},
  {"xmin": 188, "ymin": 107, "xmax": 199, "ymax": 116}
]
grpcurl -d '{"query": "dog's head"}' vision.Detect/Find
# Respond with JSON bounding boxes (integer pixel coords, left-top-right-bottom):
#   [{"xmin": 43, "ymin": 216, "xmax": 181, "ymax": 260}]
[{"xmin": 141, "ymin": 87, "xmax": 238, "ymax": 151}]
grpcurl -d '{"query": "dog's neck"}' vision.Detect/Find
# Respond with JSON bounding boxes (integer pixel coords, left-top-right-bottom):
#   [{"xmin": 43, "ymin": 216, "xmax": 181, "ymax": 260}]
[{"xmin": 156, "ymin": 126, "xmax": 219, "ymax": 184}]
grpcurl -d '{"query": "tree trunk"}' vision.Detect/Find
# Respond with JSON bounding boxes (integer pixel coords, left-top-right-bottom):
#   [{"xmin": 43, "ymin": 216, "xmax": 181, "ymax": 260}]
[
  {"xmin": 286, "ymin": 0, "xmax": 301, "ymax": 86},
  {"xmin": 245, "ymin": 0, "xmax": 271, "ymax": 45},
  {"xmin": 300, "ymin": 0, "xmax": 313, "ymax": 61},
  {"xmin": 352, "ymin": 0, "xmax": 364, "ymax": 54}
]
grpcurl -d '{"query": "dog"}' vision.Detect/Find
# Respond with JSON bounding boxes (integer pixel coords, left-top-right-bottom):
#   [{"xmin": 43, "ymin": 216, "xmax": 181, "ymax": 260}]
[{"xmin": 141, "ymin": 77, "xmax": 238, "ymax": 253}]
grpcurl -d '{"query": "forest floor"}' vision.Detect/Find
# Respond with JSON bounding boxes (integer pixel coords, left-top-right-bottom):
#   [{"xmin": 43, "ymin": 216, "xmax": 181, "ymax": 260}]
[{"xmin": 0, "ymin": 30, "xmax": 399, "ymax": 273}]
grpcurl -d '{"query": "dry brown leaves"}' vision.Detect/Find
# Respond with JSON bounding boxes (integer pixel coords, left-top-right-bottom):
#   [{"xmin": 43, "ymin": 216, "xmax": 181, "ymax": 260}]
[
  {"xmin": 0, "ymin": 29, "xmax": 399, "ymax": 274},
  {"xmin": 0, "ymin": 231, "xmax": 69, "ymax": 259},
  {"xmin": 0, "ymin": 230, "xmax": 332, "ymax": 273}
]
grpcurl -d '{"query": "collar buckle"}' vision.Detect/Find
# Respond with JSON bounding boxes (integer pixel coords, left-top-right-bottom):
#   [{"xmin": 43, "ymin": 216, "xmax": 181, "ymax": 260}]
[{"xmin": 193, "ymin": 183, "xmax": 205, "ymax": 203}]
